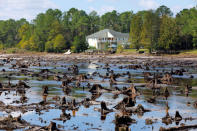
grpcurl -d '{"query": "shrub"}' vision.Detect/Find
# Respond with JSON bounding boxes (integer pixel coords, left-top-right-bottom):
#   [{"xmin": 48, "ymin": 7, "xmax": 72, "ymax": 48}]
[{"xmin": 116, "ymin": 44, "xmax": 124, "ymax": 53}]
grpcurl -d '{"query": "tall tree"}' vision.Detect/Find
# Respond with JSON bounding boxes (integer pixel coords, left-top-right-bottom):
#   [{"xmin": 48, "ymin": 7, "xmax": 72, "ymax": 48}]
[
  {"xmin": 88, "ymin": 11, "xmax": 100, "ymax": 34},
  {"xmin": 176, "ymin": 9, "xmax": 194, "ymax": 49},
  {"xmin": 156, "ymin": 5, "xmax": 173, "ymax": 17},
  {"xmin": 189, "ymin": 8, "xmax": 197, "ymax": 47},
  {"xmin": 129, "ymin": 12, "xmax": 144, "ymax": 49},
  {"xmin": 140, "ymin": 10, "xmax": 160, "ymax": 51},
  {"xmin": 0, "ymin": 6, "xmax": 196, "ymax": 53},
  {"xmin": 158, "ymin": 15, "xmax": 180, "ymax": 51},
  {"xmin": 53, "ymin": 34, "xmax": 66, "ymax": 53},
  {"xmin": 100, "ymin": 10, "xmax": 121, "ymax": 31},
  {"xmin": 119, "ymin": 11, "xmax": 133, "ymax": 33},
  {"xmin": 71, "ymin": 36, "xmax": 88, "ymax": 53},
  {"xmin": 0, "ymin": 19, "xmax": 28, "ymax": 49},
  {"xmin": 19, "ymin": 9, "xmax": 64, "ymax": 52}
]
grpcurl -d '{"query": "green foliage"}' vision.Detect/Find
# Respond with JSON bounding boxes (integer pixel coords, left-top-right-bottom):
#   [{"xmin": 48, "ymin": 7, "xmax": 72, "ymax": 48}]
[
  {"xmin": 129, "ymin": 12, "xmax": 143, "ymax": 49},
  {"xmin": 2, "ymin": 48, "xmax": 28, "ymax": 54},
  {"xmin": 140, "ymin": 10, "xmax": 160, "ymax": 50},
  {"xmin": 100, "ymin": 10, "xmax": 120, "ymax": 31},
  {"xmin": 0, "ymin": 6, "xmax": 196, "ymax": 53},
  {"xmin": 45, "ymin": 41, "xmax": 54, "ymax": 52},
  {"xmin": 88, "ymin": 11, "xmax": 100, "ymax": 34},
  {"xmin": 176, "ymin": 8, "xmax": 197, "ymax": 48},
  {"xmin": 104, "ymin": 42, "xmax": 110, "ymax": 50},
  {"xmin": 116, "ymin": 44, "xmax": 124, "ymax": 53},
  {"xmin": 88, "ymin": 46, "xmax": 96, "ymax": 50},
  {"xmin": 0, "ymin": 19, "xmax": 28, "ymax": 48},
  {"xmin": 53, "ymin": 34, "xmax": 66, "ymax": 53},
  {"xmin": 129, "ymin": 6, "xmax": 197, "ymax": 52},
  {"xmin": 71, "ymin": 36, "xmax": 88, "ymax": 53},
  {"xmin": 158, "ymin": 15, "xmax": 180, "ymax": 51},
  {"xmin": 156, "ymin": 5, "xmax": 173, "ymax": 17},
  {"xmin": 130, "ymin": 10, "xmax": 160, "ymax": 51},
  {"xmin": 0, "ymin": 43, "xmax": 4, "ymax": 50},
  {"xmin": 119, "ymin": 11, "xmax": 133, "ymax": 32}
]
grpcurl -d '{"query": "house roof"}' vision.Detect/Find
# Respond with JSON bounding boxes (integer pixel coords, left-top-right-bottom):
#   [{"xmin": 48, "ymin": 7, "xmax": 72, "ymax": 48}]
[{"xmin": 86, "ymin": 29, "xmax": 129, "ymax": 39}]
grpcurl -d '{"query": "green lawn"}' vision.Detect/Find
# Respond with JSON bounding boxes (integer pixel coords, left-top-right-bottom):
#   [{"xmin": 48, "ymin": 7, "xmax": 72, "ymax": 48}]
[
  {"xmin": 180, "ymin": 49, "xmax": 197, "ymax": 55},
  {"xmin": 0, "ymin": 48, "xmax": 30, "ymax": 54},
  {"xmin": 122, "ymin": 49, "xmax": 197, "ymax": 56},
  {"xmin": 123, "ymin": 48, "xmax": 149, "ymax": 54}
]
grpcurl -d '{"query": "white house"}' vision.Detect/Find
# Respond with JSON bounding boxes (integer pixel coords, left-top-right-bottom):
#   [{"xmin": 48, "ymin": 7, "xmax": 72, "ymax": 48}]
[{"xmin": 86, "ymin": 29, "xmax": 129, "ymax": 50}]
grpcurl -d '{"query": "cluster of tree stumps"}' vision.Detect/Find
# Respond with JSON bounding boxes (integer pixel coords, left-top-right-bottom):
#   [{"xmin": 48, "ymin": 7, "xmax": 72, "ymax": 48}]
[
  {"xmin": 0, "ymin": 54, "xmax": 196, "ymax": 130},
  {"xmin": 84, "ymin": 49, "xmax": 114, "ymax": 55}
]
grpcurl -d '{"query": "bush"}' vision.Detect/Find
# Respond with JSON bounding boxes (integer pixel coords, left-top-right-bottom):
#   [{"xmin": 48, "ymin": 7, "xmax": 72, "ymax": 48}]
[
  {"xmin": 45, "ymin": 41, "xmax": 54, "ymax": 52},
  {"xmin": 4, "ymin": 48, "xmax": 27, "ymax": 54},
  {"xmin": 72, "ymin": 36, "xmax": 88, "ymax": 53},
  {"xmin": 116, "ymin": 44, "xmax": 124, "ymax": 53},
  {"xmin": 53, "ymin": 34, "xmax": 66, "ymax": 53},
  {"xmin": 123, "ymin": 44, "xmax": 130, "ymax": 49},
  {"xmin": 0, "ymin": 44, "xmax": 4, "ymax": 50},
  {"xmin": 88, "ymin": 46, "xmax": 96, "ymax": 50}
]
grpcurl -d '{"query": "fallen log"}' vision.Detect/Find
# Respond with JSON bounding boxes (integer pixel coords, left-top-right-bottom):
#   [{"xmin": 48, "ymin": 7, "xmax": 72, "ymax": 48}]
[{"xmin": 160, "ymin": 124, "xmax": 197, "ymax": 131}]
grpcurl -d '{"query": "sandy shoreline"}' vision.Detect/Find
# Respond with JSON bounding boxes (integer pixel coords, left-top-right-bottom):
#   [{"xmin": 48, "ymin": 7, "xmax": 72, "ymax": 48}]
[{"xmin": 0, "ymin": 53, "xmax": 197, "ymax": 62}]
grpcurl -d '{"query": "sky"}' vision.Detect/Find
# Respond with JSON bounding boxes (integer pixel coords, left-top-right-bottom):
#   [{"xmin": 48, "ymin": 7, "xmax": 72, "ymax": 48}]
[{"xmin": 0, "ymin": 0, "xmax": 196, "ymax": 21}]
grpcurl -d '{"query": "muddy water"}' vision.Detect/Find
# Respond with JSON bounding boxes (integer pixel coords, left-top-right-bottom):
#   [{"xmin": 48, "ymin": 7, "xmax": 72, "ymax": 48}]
[{"xmin": 0, "ymin": 55, "xmax": 197, "ymax": 131}]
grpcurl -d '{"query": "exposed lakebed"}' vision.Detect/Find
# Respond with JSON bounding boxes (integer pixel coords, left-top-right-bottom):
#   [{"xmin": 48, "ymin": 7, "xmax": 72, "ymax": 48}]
[{"xmin": 0, "ymin": 54, "xmax": 197, "ymax": 131}]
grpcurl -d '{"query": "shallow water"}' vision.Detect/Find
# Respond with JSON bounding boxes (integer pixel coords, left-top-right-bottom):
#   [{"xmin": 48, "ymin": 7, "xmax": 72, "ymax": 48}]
[{"xmin": 0, "ymin": 56, "xmax": 197, "ymax": 131}]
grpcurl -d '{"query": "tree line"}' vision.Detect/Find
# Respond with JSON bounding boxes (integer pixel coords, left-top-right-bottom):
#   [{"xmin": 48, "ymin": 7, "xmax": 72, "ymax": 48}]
[
  {"xmin": 130, "ymin": 5, "xmax": 197, "ymax": 52},
  {"xmin": 0, "ymin": 8, "xmax": 132, "ymax": 53},
  {"xmin": 0, "ymin": 6, "xmax": 196, "ymax": 53}
]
